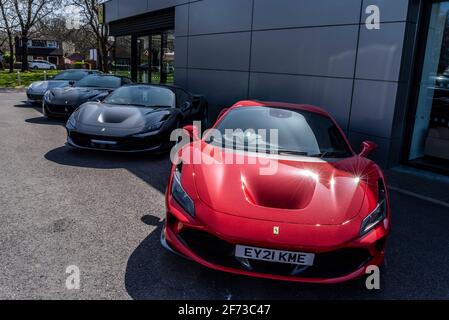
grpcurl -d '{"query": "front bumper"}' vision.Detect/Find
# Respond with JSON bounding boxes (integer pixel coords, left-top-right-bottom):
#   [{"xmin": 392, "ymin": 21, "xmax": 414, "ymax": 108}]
[
  {"xmin": 43, "ymin": 100, "xmax": 78, "ymax": 118},
  {"xmin": 27, "ymin": 91, "xmax": 44, "ymax": 104},
  {"xmin": 163, "ymin": 196, "xmax": 389, "ymax": 284},
  {"xmin": 66, "ymin": 130, "xmax": 169, "ymax": 153}
]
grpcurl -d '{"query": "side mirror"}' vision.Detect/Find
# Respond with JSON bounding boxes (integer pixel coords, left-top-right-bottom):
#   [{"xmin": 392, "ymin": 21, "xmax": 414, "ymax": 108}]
[
  {"xmin": 182, "ymin": 101, "xmax": 191, "ymax": 110},
  {"xmin": 68, "ymin": 80, "xmax": 75, "ymax": 86},
  {"xmin": 183, "ymin": 125, "xmax": 200, "ymax": 141},
  {"xmin": 217, "ymin": 107, "xmax": 229, "ymax": 119},
  {"xmin": 359, "ymin": 141, "xmax": 377, "ymax": 158}
]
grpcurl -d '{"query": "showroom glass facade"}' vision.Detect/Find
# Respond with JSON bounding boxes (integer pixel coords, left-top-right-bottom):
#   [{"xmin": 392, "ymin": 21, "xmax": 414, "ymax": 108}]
[
  {"xmin": 113, "ymin": 36, "xmax": 132, "ymax": 78},
  {"xmin": 113, "ymin": 31, "xmax": 174, "ymax": 85},
  {"xmin": 136, "ymin": 31, "xmax": 175, "ymax": 84},
  {"xmin": 408, "ymin": 1, "xmax": 449, "ymax": 173}
]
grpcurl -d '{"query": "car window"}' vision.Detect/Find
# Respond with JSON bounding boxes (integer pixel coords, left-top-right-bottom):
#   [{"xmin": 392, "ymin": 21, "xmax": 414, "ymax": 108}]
[
  {"xmin": 103, "ymin": 85, "xmax": 175, "ymax": 108},
  {"xmin": 122, "ymin": 77, "xmax": 132, "ymax": 85},
  {"xmin": 53, "ymin": 71, "xmax": 88, "ymax": 81},
  {"xmin": 209, "ymin": 106, "xmax": 352, "ymax": 158},
  {"xmin": 75, "ymin": 75, "xmax": 122, "ymax": 88},
  {"xmin": 175, "ymin": 89, "xmax": 190, "ymax": 108}
]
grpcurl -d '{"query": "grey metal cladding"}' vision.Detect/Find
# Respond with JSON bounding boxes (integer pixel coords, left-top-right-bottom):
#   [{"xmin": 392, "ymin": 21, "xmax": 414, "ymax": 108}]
[
  {"xmin": 251, "ymin": 26, "xmax": 359, "ymax": 78},
  {"xmin": 188, "ymin": 0, "xmax": 253, "ymax": 35},
  {"xmin": 175, "ymin": 37, "xmax": 188, "ymax": 68},
  {"xmin": 253, "ymin": 0, "xmax": 362, "ymax": 29},
  {"xmin": 349, "ymin": 80, "xmax": 399, "ymax": 139},
  {"xmin": 188, "ymin": 69, "xmax": 249, "ymax": 111},
  {"xmin": 188, "ymin": 33, "xmax": 251, "ymax": 71},
  {"xmin": 361, "ymin": 0, "xmax": 411, "ymax": 23},
  {"xmin": 356, "ymin": 22, "xmax": 407, "ymax": 82},
  {"xmin": 117, "ymin": 0, "xmax": 147, "ymax": 20},
  {"xmin": 175, "ymin": 4, "xmax": 189, "ymax": 37},
  {"xmin": 249, "ymin": 72, "xmax": 353, "ymax": 129}
]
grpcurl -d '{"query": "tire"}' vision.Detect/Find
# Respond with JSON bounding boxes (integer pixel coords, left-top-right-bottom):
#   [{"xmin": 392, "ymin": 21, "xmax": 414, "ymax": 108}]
[{"xmin": 33, "ymin": 66, "xmax": 38, "ymax": 70}]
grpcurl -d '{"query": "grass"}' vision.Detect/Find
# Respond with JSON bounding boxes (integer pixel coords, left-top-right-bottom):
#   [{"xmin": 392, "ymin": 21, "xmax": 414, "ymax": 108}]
[
  {"xmin": 0, "ymin": 70, "xmax": 60, "ymax": 88},
  {"xmin": 0, "ymin": 69, "xmax": 176, "ymax": 88}
]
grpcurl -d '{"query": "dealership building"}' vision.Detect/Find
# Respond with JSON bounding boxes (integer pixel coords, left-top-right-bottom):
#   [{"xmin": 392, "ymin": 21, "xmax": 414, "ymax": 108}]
[{"xmin": 103, "ymin": 0, "xmax": 449, "ymax": 174}]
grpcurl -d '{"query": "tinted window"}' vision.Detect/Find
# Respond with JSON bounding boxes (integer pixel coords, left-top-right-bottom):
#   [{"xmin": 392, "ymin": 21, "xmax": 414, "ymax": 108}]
[
  {"xmin": 53, "ymin": 71, "xmax": 88, "ymax": 81},
  {"xmin": 210, "ymin": 106, "xmax": 351, "ymax": 158},
  {"xmin": 75, "ymin": 76, "xmax": 121, "ymax": 88},
  {"xmin": 175, "ymin": 89, "xmax": 190, "ymax": 107},
  {"xmin": 103, "ymin": 86, "xmax": 175, "ymax": 108}
]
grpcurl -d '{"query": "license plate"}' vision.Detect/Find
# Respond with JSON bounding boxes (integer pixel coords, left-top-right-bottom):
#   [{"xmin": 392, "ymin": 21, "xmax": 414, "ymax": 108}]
[
  {"xmin": 91, "ymin": 139, "xmax": 117, "ymax": 147},
  {"xmin": 235, "ymin": 245, "xmax": 315, "ymax": 266}
]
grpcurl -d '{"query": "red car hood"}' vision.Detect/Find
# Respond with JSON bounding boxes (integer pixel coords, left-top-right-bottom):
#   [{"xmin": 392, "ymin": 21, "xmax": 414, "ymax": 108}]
[{"xmin": 191, "ymin": 145, "xmax": 372, "ymax": 226}]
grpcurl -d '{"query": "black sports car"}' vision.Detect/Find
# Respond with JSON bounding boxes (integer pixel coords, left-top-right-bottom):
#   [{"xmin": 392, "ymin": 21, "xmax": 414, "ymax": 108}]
[
  {"xmin": 66, "ymin": 84, "xmax": 208, "ymax": 153},
  {"xmin": 27, "ymin": 69, "xmax": 101, "ymax": 104},
  {"xmin": 43, "ymin": 74, "xmax": 132, "ymax": 118}
]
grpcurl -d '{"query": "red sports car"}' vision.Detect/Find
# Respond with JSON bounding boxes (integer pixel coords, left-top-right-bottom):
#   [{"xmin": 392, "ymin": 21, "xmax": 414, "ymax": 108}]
[{"xmin": 161, "ymin": 100, "xmax": 390, "ymax": 284}]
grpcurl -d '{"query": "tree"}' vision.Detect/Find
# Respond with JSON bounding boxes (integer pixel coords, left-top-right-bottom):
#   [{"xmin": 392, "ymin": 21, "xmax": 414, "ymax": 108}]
[
  {"xmin": 12, "ymin": 0, "xmax": 57, "ymax": 71},
  {"xmin": 0, "ymin": 0, "xmax": 18, "ymax": 72},
  {"xmin": 36, "ymin": 15, "xmax": 97, "ymax": 58},
  {"xmin": 71, "ymin": 0, "xmax": 111, "ymax": 72}
]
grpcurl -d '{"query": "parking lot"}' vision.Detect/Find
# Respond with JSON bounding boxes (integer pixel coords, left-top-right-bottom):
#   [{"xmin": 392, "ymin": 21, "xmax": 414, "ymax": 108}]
[{"xmin": 1, "ymin": 90, "xmax": 449, "ymax": 299}]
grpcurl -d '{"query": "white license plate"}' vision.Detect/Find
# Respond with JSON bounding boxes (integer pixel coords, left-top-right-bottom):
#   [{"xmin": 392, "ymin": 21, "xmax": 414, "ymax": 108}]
[
  {"xmin": 91, "ymin": 139, "xmax": 117, "ymax": 146},
  {"xmin": 235, "ymin": 245, "xmax": 315, "ymax": 266}
]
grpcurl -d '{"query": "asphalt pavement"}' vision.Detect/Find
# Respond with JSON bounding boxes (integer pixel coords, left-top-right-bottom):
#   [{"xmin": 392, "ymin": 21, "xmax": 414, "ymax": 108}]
[{"xmin": 0, "ymin": 90, "xmax": 448, "ymax": 299}]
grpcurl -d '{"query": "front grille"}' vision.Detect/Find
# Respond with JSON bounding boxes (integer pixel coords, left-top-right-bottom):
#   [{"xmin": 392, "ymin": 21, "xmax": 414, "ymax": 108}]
[
  {"xmin": 178, "ymin": 228, "xmax": 372, "ymax": 279},
  {"xmin": 46, "ymin": 103, "xmax": 77, "ymax": 115},
  {"xmin": 70, "ymin": 132, "xmax": 163, "ymax": 152},
  {"xmin": 27, "ymin": 93, "xmax": 43, "ymax": 100}
]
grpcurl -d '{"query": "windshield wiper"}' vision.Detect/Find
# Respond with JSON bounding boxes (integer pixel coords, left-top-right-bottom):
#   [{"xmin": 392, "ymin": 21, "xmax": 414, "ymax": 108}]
[
  {"xmin": 310, "ymin": 151, "xmax": 351, "ymax": 158},
  {"xmin": 274, "ymin": 149, "xmax": 310, "ymax": 156}
]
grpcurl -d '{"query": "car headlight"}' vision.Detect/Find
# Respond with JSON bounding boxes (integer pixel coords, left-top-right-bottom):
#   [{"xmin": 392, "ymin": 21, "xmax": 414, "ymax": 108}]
[
  {"xmin": 67, "ymin": 115, "xmax": 77, "ymax": 129},
  {"xmin": 146, "ymin": 122, "xmax": 163, "ymax": 132},
  {"xmin": 360, "ymin": 181, "xmax": 387, "ymax": 236},
  {"xmin": 44, "ymin": 90, "xmax": 54, "ymax": 102},
  {"xmin": 171, "ymin": 164, "xmax": 195, "ymax": 217}
]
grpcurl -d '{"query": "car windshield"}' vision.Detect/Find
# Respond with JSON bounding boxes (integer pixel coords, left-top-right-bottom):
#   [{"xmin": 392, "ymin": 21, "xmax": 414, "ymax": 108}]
[
  {"xmin": 208, "ymin": 106, "xmax": 352, "ymax": 158},
  {"xmin": 52, "ymin": 71, "xmax": 88, "ymax": 81},
  {"xmin": 75, "ymin": 76, "xmax": 121, "ymax": 88},
  {"xmin": 103, "ymin": 86, "xmax": 175, "ymax": 108}
]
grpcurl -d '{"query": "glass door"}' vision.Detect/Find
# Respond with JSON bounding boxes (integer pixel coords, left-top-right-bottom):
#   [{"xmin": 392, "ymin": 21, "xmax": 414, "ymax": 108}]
[
  {"xmin": 137, "ymin": 36, "xmax": 150, "ymax": 83},
  {"xmin": 134, "ymin": 31, "xmax": 175, "ymax": 84},
  {"xmin": 408, "ymin": 1, "xmax": 449, "ymax": 172},
  {"xmin": 163, "ymin": 31, "xmax": 175, "ymax": 84},
  {"xmin": 150, "ymin": 34, "xmax": 162, "ymax": 84}
]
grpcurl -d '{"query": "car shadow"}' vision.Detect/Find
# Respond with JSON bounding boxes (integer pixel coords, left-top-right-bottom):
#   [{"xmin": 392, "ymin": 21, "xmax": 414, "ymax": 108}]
[
  {"xmin": 14, "ymin": 102, "xmax": 42, "ymax": 114},
  {"xmin": 26, "ymin": 116, "xmax": 66, "ymax": 126},
  {"xmin": 44, "ymin": 146, "xmax": 172, "ymax": 194},
  {"xmin": 124, "ymin": 214, "xmax": 387, "ymax": 300}
]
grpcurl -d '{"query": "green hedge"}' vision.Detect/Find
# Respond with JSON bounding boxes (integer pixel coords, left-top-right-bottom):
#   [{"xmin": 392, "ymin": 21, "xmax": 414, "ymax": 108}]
[{"xmin": 0, "ymin": 70, "xmax": 60, "ymax": 88}]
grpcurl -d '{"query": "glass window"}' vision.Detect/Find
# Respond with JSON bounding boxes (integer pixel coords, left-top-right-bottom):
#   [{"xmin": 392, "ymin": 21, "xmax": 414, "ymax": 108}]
[
  {"xmin": 103, "ymin": 85, "xmax": 175, "ymax": 108},
  {"xmin": 76, "ymin": 75, "xmax": 121, "ymax": 88},
  {"xmin": 409, "ymin": 2, "xmax": 449, "ymax": 169},
  {"xmin": 175, "ymin": 89, "xmax": 190, "ymax": 108},
  {"xmin": 113, "ymin": 36, "xmax": 131, "ymax": 78},
  {"xmin": 163, "ymin": 31, "xmax": 175, "ymax": 84},
  {"xmin": 137, "ymin": 36, "xmax": 150, "ymax": 83},
  {"xmin": 53, "ymin": 71, "xmax": 89, "ymax": 81},
  {"xmin": 150, "ymin": 34, "xmax": 162, "ymax": 84},
  {"xmin": 210, "ymin": 106, "xmax": 352, "ymax": 158}
]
